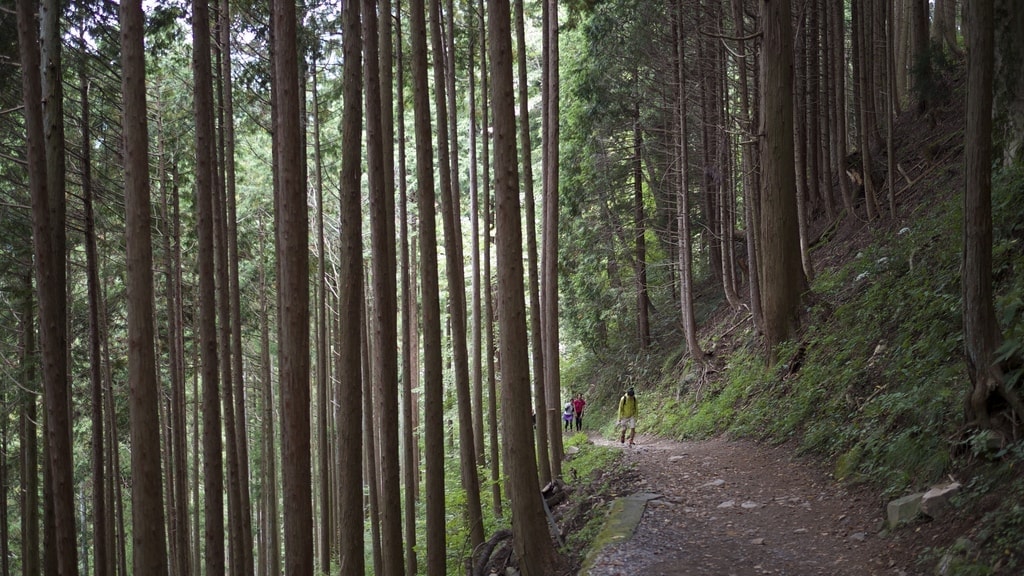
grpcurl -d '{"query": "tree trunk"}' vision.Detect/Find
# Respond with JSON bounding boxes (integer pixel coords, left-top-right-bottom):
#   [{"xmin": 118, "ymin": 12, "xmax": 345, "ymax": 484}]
[
  {"xmin": 428, "ymin": 0, "xmax": 485, "ymax": 554},
  {"xmin": 962, "ymin": 0, "xmax": 1024, "ymax": 433},
  {"xmin": 257, "ymin": 217, "xmax": 280, "ymax": 576},
  {"xmin": 121, "ymin": 1, "xmax": 170, "ymax": 571},
  {"xmin": 490, "ymin": 1, "xmax": 562, "ymax": 573},
  {"xmin": 793, "ymin": 5, "xmax": 814, "ymax": 282},
  {"xmin": 364, "ymin": 0, "xmax": 405, "ymax": 571},
  {"xmin": 542, "ymin": 0, "xmax": 564, "ymax": 480},
  {"xmin": 830, "ymin": 0, "xmax": 855, "ymax": 218},
  {"xmin": 634, "ymin": 100, "xmax": 651, "ymax": 349},
  {"xmin": 469, "ymin": 7, "xmax": 487, "ymax": 470},
  {"xmin": 931, "ymin": 0, "xmax": 959, "ymax": 56},
  {"xmin": 192, "ymin": 0, "xmax": 226, "ymax": 573},
  {"xmin": 214, "ymin": 9, "xmax": 245, "ymax": 573},
  {"xmin": 910, "ymin": 0, "xmax": 929, "ymax": 113},
  {"xmin": 337, "ymin": 0, "xmax": 365, "ymax": 571},
  {"xmin": 16, "ymin": 0, "xmax": 76, "ymax": 572},
  {"xmin": 272, "ymin": 0, "xmax": 313, "ymax": 572},
  {"xmin": 515, "ymin": 0, "xmax": 550, "ymax": 487},
  {"xmin": 19, "ymin": 275, "xmax": 39, "ymax": 576},
  {"xmin": 80, "ymin": 59, "xmax": 109, "ymax": 576},
  {"xmin": 759, "ymin": 0, "xmax": 806, "ymax": 357},
  {"xmin": 676, "ymin": 0, "xmax": 704, "ymax": 360},
  {"xmin": 410, "ymin": 0, "xmax": 448, "ymax": 570},
  {"xmin": 394, "ymin": 3, "xmax": 419, "ymax": 573},
  {"xmin": 854, "ymin": 0, "xmax": 880, "ymax": 219},
  {"xmin": 479, "ymin": 0, "xmax": 503, "ymax": 519},
  {"xmin": 219, "ymin": 2, "xmax": 255, "ymax": 569}
]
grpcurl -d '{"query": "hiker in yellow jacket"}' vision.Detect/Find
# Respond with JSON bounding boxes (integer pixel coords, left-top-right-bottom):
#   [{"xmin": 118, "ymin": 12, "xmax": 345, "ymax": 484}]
[{"xmin": 617, "ymin": 387, "xmax": 638, "ymax": 446}]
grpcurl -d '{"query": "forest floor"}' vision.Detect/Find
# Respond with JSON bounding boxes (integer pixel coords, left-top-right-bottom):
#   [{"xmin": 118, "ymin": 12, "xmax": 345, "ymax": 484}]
[{"xmin": 573, "ymin": 434, "xmax": 963, "ymax": 576}]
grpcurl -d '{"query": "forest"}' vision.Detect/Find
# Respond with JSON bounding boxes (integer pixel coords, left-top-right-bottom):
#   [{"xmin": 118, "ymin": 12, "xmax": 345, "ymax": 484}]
[{"xmin": 1, "ymin": 0, "xmax": 1022, "ymax": 575}]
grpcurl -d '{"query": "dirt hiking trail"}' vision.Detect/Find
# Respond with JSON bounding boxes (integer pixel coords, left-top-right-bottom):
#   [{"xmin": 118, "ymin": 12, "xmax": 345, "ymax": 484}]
[{"xmin": 579, "ymin": 435, "xmax": 940, "ymax": 576}]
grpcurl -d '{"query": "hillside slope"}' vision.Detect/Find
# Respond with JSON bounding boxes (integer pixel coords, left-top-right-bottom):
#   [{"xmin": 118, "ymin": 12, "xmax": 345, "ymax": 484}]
[{"xmin": 566, "ymin": 63, "xmax": 1024, "ymax": 573}]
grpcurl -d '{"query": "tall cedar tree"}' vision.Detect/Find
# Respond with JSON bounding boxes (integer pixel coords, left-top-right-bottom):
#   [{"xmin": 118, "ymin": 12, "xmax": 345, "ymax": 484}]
[
  {"xmin": 962, "ymin": 0, "xmax": 1024, "ymax": 432},
  {"xmin": 758, "ymin": 0, "xmax": 806, "ymax": 357},
  {"xmin": 516, "ymin": 0, "xmax": 550, "ymax": 484},
  {"xmin": 337, "ymin": 0, "xmax": 366, "ymax": 570},
  {"xmin": 192, "ymin": 0, "xmax": 225, "ymax": 572},
  {"xmin": 489, "ymin": 0, "xmax": 561, "ymax": 573},
  {"xmin": 409, "ymin": 0, "xmax": 448, "ymax": 571},
  {"xmin": 120, "ymin": 0, "xmax": 170, "ymax": 572},
  {"xmin": 16, "ymin": 0, "xmax": 77, "ymax": 573},
  {"xmin": 675, "ymin": 0, "xmax": 704, "ymax": 361},
  {"xmin": 272, "ymin": 0, "xmax": 313, "ymax": 572},
  {"xmin": 80, "ymin": 59, "xmax": 109, "ymax": 576},
  {"xmin": 542, "ymin": 0, "xmax": 564, "ymax": 478},
  {"xmin": 363, "ymin": 0, "xmax": 405, "ymax": 571},
  {"xmin": 394, "ymin": 3, "xmax": 420, "ymax": 573},
  {"xmin": 219, "ymin": 1, "xmax": 256, "ymax": 569},
  {"xmin": 429, "ymin": 0, "xmax": 485, "ymax": 552}
]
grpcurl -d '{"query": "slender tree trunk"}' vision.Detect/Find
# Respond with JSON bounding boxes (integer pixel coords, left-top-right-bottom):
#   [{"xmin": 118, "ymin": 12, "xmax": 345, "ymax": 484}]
[
  {"xmin": 793, "ymin": 5, "xmax": 814, "ymax": 281},
  {"xmin": 214, "ymin": 11, "xmax": 244, "ymax": 574},
  {"xmin": 363, "ymin": 0, "xmax": 405, "ymax": 572},
  {"xmin": 394, "ymin": 3, "xmax": 419, "ymax": 573},
  {"xmin": 469, "ymin": 9, "xmax": 487, "ymax": 470},
  {"xmin": 80, "ymin": 60, "xmax": 109, "ymax": 576},
  {"xmin": 220, "ymin": 3, "xmax": 255, "ymax": 569},
  {"xmin": 516, "ymin": 0, "xmax": 550, "ymax": 485},
  {"xmin": 337, "ymin": 0, "xmax": 365, "ymax": 571},
  {"xmin": 193, "ymin": 0, "xmax": 226, "ymax": 573},
  {"xmin": 16, "ymin": 0, "xmax": 76, "ymax": 572},
  {"xmin": 310, "ymin": 57, "xmax": 331, "ymax": 575},
  {"xmin": 19, "ymin": 275, "xmax": 39, "ymax": 576},
  {"xmin": 633, "ymin": 100, "xmax": 651, "ymax": 348},
  {"xmin": 410, "ymin": 0, "xmax": 448, "ymax": 570},
  {"xmin": 542, "ymin": 0, "xmax": 564, "ymax": 479},
  {"xmin": 910, "ymin": 0, "xmax": 929, "ymax": 113},
  {"xmin": 0, "ymin": 417, "xmax": 8, "ymax": 576},
  {"xmin": 677, "ymin": 0, "xmax": 704, "ymax": 360},
  {"xmin": 831, "ymin": 0, "xmax": 855, "ymax": 217},
  {"xmin": 429, "ymin": 0, "xmax": 485, "ymax": 553},
  {"xmin": 490, "ymin": 1, "xmax": 562, "ymax": 573},
  {"xmin": 361, "ymin": 292, "xmax": 383, "ymax": 575},
  {"xmin": 854, "ymin": 0, "xmax": 880, "ymax": 219},
  {"xmin": 121, "ymin": 1, "xmax": 170, "ymax": 571},
  {"xmin": 257, "ymin": 217, "xmax": 280, "ymax": 576},
  {"xmin": 886, "ymin": 0, "xmax": 898, "ymax": 217}
]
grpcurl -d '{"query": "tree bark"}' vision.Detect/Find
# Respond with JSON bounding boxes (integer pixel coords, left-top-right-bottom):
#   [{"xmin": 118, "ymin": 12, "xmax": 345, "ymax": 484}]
[
  {"xmin": 19, "ymin": 275, "xmax": 39, "ymax": 576},
  {"xmin": 678, "ymin": 0, "xmax": 704, "ymax": 360},
  {"xmin": 394, "ymin": 3, "xmax": 419, "ymax": 573},
  {"xmin": 541, "ymin": 0, "xmax": 564, "ymax": 480},
  {"xmin": 121, "ymin": 0, "xmax": 170, "ymax": 571},
  {"xmin": 515, "ymin": 0, "xmax": 550, "ymax": 487},
  {"xmin": 410, "ymin": 0, "xmax": 448, "ymax": 570},
  {"xmin": 192, "ymin": 0, "xmax": 226, "ymax": 572},
  {"xmin": 16, "ymin": 0, "xmax": 76, "ymax": 572},
  {"xmin": 364, "ymin": 0, "xmax": 405, "ymax": 571},
  {"xmin": 490, "ymin": 1, "xmax": 562, "ymax": 573},
  {"xmin": 337, "ymin": 0, "xmax": 365, "ymax": 571},
  {"xmin": 272, "ymin": 0, "xmax": 313, "ymax": 571},
  {"xmin": 219, "ymin": 3, "xmax": 256, "ymax": 569},
  {"xmin": 962, "ymin": 0, "xmax": 1023, "ymax": 433},
  {"xmin": 759, "ymin": 0, "xmax": 806, "ymax": 357},
  {"xmin": 80, "ymin": 59, "xmax": 109, "ymax": 576},
  {"xmin": 634, "ymin": 99, "xmax": 651, "ymax": 348}
]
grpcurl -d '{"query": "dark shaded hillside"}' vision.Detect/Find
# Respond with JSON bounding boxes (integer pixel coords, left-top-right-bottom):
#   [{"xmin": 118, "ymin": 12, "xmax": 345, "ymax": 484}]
[{"xmin": 566, "ymin": 62, "xmax": 1024, "ymax": 573}]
